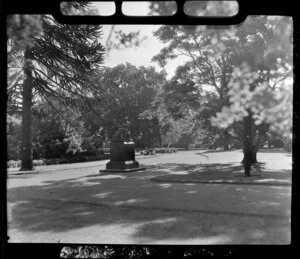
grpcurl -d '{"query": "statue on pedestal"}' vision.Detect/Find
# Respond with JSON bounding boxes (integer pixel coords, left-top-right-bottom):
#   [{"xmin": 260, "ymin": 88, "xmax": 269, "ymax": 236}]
[{"xmin": 100, "ymin": 118, "xmax": 145, "ymax": 173}]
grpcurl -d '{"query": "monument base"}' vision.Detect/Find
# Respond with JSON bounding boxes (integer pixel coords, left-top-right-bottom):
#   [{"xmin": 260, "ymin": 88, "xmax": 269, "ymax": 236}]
[
  {"xmin": 100, "ymin": 160, "xmax": 145, "ymax": 173},
  {"xmin": 100, "ymin": 140, "xmax": 145, "ymax": 173}
]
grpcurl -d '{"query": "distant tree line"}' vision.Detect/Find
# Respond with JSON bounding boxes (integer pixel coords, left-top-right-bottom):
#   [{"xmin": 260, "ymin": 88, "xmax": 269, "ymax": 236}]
[{"xmin": 7, "ymin": 57, "xmax": 289, "ymax": 161}]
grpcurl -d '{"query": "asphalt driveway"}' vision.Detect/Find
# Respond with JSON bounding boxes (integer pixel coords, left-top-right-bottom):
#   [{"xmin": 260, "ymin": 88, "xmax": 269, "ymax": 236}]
[{"xmin": 7, "ymin": 149, "xmax": 292, "ymax": 244}]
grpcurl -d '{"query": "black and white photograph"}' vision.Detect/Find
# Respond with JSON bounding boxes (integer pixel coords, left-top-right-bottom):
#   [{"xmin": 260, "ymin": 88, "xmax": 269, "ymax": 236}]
[{"xmin": 5, "ymin": 0, "xmax": 294, "ymax": 256}]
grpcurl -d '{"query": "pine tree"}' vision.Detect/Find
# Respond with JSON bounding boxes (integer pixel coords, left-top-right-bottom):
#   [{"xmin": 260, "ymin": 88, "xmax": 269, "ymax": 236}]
[{"xmin": 7, "ymin": 5, "xmax": 105, "ymax": 170}]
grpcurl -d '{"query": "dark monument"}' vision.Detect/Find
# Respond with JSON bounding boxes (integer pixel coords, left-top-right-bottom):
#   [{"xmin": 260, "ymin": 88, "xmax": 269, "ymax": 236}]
[{"xmin": 100, "ymin": 120, "xmax": 145, "ymax": 173}]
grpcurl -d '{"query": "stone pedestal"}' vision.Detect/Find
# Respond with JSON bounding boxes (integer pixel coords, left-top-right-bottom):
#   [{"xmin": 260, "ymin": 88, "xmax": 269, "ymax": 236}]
[{"xmin": 100, "ymin": 140, "xmax": 145, "ymax": 173}]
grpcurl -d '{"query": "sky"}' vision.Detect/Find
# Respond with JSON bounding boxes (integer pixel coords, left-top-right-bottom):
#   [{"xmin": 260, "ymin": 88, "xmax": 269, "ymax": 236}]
[
  {"xmin": 101, "ymin": 24, "xmax": 189, "ymax": 79},
  {"xmin": 90, "ymin": 1, "xmax": 189, "ymax": 79}
]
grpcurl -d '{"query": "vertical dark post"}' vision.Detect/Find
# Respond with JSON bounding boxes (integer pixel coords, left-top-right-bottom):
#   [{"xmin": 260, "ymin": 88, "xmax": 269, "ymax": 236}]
[
  {"xmin": 242, "ymin": 112, "xmax": 257, "ymax": 176},
  {"xmin": 223, "ymin": 130, "xmax": 230, "ymax": 150},
  {"xmin": 20, "ymin": 48, "xmax": 33, "ymax": 171}
]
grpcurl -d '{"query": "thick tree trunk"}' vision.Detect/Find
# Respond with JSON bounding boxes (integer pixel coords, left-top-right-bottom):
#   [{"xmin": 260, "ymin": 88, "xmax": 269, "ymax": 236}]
[
  {"xmin": 20, "ymin": 48, "xmax": 34, "ymax": 171},
  {"xmin": 243, "ymin": 150, "xmax": 257, "ymax": 165},
  {"xmin": 242, "ymin": 112, "xmax": 257, "ymax": 176}
]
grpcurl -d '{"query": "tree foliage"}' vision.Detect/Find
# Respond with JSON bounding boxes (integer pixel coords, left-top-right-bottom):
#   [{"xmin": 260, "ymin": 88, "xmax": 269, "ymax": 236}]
[
  {"xmin": 212, "ymin": 64, "xmax": 292, "ymax": 139},
  {"xmin": 211, "ymin": 16, "xmax": 293, "ymax": 140},
  {"xmin": 7, "ymin": 6, "xmax": 106, "ymax": 169},
  {"xmin": 151, "ymin": 23, "xmax": 238, "ymax": 149},
  {"xmin": 151, "ymin": 16, "xmax": 292, "ymax": 172},
  {"xmin": 90, "ymin": 63, "xmax": 166, "ymax": 148}
]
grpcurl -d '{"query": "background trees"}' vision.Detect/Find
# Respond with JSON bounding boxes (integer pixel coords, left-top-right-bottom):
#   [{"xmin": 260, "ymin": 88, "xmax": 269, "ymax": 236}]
[
  {"xmin": 152, "ymin": 16, "xmax": 292, "ymax": 175},
  {"xmin": 92, "ymin": 64, "xmax": 166, "ymax": 148},
  {"xmin": 151, "ymin": 23, "xmax": 240, "ymax": 150},
  {"xmin": 7, "ymin": 63, "xmax": 166, "ymax": 162}
]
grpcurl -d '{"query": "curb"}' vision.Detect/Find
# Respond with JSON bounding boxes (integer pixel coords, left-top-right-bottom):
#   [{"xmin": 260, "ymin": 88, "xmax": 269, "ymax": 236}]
[
  {"xmin": 151, "ymin": 177, "xmax": 292, "ymax": 186},
  {"xmin": 8, "ymin": 170, "xmax": 40, "ymax": 176}
]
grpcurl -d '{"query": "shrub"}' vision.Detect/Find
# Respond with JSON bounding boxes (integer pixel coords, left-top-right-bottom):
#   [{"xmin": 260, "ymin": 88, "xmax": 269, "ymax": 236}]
[
  {"xmin": 33, "ymin": 159, "xmax": 45, "ymax": 166},
  {"xmin": 7, "ymin": 160, "xmax": 21, "ymax": 168},
  {"xmin": 283, "ymin": 137, "xmax": 292, "ymax": 152},
  {"xmin": 7, "ymin": 159, "xmax": 46, "ymax": 168},
  {"xmin": 154, "ymin": 147, "xmax": 178, "ymax": 153}
]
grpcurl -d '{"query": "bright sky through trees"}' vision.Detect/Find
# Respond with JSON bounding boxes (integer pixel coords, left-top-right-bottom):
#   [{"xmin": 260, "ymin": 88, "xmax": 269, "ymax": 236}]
[
  {"xmin": 91, "ymin": 1, "xmax": 190, "ymax": 79},
  {"xmin": 101, "ymin": 25, "xmax": 190, "ymax": 79}
]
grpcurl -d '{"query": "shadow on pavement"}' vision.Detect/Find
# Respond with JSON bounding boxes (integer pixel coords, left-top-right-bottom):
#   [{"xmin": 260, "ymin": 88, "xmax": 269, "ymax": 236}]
[
  {"xmin": 7, "ymin": 161, "xmax": 291, "ymax": 244},
  {"xmin": 151, "ymin": 162, "xmax": 291, "ymax": 184}
]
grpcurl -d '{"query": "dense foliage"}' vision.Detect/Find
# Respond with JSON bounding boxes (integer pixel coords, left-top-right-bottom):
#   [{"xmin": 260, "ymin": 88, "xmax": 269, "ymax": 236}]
[
  {"xmin": 7, "ymin": 8, "xmax": 106, "ymax": 169},
  {"xmin": 151, "ymin": 16, "xmax": 292, "ymax": 175},
  {"xmin": 93, "ymin": 64, "xmax": 166, "ymax": 148}
]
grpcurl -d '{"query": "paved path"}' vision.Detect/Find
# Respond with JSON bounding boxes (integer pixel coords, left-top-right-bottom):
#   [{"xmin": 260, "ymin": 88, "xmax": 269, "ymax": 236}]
[{"xmin": 7, "ymin": 150, "xmax": 292, "ymax": 244}]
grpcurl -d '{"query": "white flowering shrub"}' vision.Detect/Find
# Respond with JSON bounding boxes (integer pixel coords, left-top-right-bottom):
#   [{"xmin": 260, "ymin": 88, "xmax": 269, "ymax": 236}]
[{"xmin": 211, "ymin": 63, "xmax": 292, "ymax": 139}]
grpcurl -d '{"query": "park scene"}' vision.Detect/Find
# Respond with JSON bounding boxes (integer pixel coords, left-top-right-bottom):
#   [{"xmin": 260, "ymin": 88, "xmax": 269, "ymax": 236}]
[{"xmin": 6, "ymin": 1, "xmax": 292, "ymax": 249}]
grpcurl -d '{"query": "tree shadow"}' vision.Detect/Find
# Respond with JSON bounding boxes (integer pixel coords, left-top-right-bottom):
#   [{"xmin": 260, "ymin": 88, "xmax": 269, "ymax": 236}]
[
  {"xmin": 151, "ymin": 162, "xmax": 291, "ymax": 183},
  {"xmin": 7, "ymin": 161, "xmax": 291, "ymax": 244}
]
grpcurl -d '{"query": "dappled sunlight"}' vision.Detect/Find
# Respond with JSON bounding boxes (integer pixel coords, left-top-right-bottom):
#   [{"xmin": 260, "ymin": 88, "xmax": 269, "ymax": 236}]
[
  {"xmin": 147, "ymin": 217, "xmax": 177, "ymax": 225},
  {"xmin": 269, "ymin": 186, "xmax": 290, "ymax": 190},
  {"xmin": 93, "ymin": 192, "xmax": 113, "ymax": 198},
  {"xmin": 149, "ymin": 159, "xmax": 291, "ymax": 186},
  {"xmin": 77, "ymin": 211, "xmax": 94, "ymax": 216},
  {"xmin": 42, "ymin": 178, "xmax": 102, "ymax": 188},
  {"xmin": 114, "ymin": 199, "xmax": 147, "ymax": 206},
  {"xmin": 98, "ymin": 174, "xmax": 127, "ymax": 180},
  {"xmin": 186, "ymin": 190, "xmax": 197, "ymax": 194},
  {"xmin": 158, "ymin": 183, "xmax": 173, "ymax": 188},
  {"xmin": 7, "ymin": 149, "xmax": 291, "ymax": 243},
  {"xmin": 170, "ymin": 171, "xmax": 190, "ymax": 175},
  {"xmin": 258, "ymin": 201, "xmax": 281, "ymax": 206},
  {"xmin": 8, "ymin": 178, "xmax": 57, "ymax": 188},
  {"xmin": 255, "ymin": 179, "xmax": 291, "ymax": 183},
  {"xmin": 8, "ymin": 177, "xmax": 291, "ymax": 243}
]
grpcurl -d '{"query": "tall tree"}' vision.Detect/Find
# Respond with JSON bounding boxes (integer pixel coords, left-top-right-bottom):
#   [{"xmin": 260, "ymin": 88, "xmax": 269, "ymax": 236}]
[
  {"xmin": 7, "ymin": 5, "xmax": 105, "ymax": 170},
  {"xmin": 152, "ymin": 24, "xmax": 237, "ymax": 150},
  {"xmin": 211, "ymin": 16, "xmax": 293, "ymax": 175},
  {"xmin": 152, "ymin": 16, "xmax": 292, "ymax": 175}
]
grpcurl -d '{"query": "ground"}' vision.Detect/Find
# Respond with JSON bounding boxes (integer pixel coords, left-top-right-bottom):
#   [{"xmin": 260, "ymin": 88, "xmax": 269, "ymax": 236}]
[{"xmin": 7, "ymin": 149, "xmax": 292, "ymax": 244}]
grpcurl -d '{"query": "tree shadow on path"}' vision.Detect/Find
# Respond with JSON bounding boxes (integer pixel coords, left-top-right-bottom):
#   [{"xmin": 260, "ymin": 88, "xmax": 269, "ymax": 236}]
[
  {"xmin": 7, "ymin": 161, "xmax": 291, "ymax": 244},
  {"xmin": 151, "ymin": 162, "xmax": 291, "ymax": 185}
]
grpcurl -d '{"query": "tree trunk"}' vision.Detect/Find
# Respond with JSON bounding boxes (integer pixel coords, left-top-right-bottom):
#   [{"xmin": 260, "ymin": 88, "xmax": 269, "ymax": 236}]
[
  {"xmin": 185, "ymin": 140, "xmax": 189, "ymax": 150},
  {"xmin": 242, "ymin": 112, "xmax": 257, "ymax": 176},
  {"xmin": 223, "ymin": 130, "xmax": 230, "ymax": 151},
  {"xmin": 20, "ymin": 48, "xmax": 34, "ymax": 171}
]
